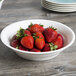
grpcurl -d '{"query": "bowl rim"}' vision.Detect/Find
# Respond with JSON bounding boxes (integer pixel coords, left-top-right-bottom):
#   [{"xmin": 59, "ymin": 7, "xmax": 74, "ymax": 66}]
[{"xmin": 0, "ymin": 19, "xmax": 75, "ymax": 54}]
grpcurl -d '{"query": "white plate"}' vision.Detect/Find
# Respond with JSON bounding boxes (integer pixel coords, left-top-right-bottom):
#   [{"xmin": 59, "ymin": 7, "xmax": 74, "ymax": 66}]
[
  {"xmin": 42, "ymin": 5, "xmax": 76, "ymax": 12},
  {"xmin": 42, "ymin": 0, "xmax": 76, "ymax": 6},
  {"xmin": 42, "ymin": 1, "xmax": 76, "ymax": 8},
  {"xmin": 41, "ymin": 0, "xmax": 76, "ymax": 12},
  {"xmin": 47, "ymin": 0, "xmax": 76, "ymax": 4}
]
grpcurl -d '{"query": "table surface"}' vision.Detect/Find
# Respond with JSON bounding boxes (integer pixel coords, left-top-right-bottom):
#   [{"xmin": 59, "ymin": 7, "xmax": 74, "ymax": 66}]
[{"xmin": 0, "ymin": 0, "xmax": 76, "ymax": 76}]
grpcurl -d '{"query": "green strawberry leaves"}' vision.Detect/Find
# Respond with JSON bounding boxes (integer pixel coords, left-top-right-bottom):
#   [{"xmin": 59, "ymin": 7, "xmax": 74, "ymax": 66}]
[
  {"xmin": 29, "ymin": 23, "xmax": 44, "ymax": 28},
  {"xmin": 32, "ymin": 33, "xmax": 39, "ymax": 40},
  {"xmin": 33, "ymin": 36, "xmax": 39, "ymax": 40},
  {"xmin": 28, "ymin": 22, "xmax": 33, "ymax": 28},
  {"xmin": 32, "ymin": 33, "xmax": 36, "ymax": 36},
  {"xmin": 16, "ymin": 27, "xmax": 25, "ymax": 39},
  {"xmin": 40, "ymin": 24, "xmax": 44, "ymax": 27},
  {"xmin": 16, "ymin": 45, "xmax": 19, "ymax": 49},
  {"xmin": 49, "ymin": 43, "xmax": 58, "ymax": 51},
  {"xmin": 24, "ymin": 34, "xmax": 28, "ymax": 36},
  {"xmin": 49, "ymin": 26, "xmax": 57, "ymax": 30}
]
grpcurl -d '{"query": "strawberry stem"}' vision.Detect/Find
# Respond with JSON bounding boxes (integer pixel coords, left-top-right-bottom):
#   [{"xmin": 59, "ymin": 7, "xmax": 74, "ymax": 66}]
[
  {"xmin": 49, "ymin": 43, "xmax": 58, "ymax": 51},
  {"xmin": 16, "ymin": 27, "xmax": 25, "ymax": 39},
  {"xmin": 53, "ymin": 45, "xmax": 58, "ymax": 50},
  {"xmin": 24, "ymin": 34, "xmax": 28, "ymax": 36},
  {"xmin": 40, "ymin": 24, "xmax": 44, "ymax": 27},
  {"xmin": 29, "ymin": 22, "xmax": 33, "ymax": 28},
  {"xmin": 32, "ymin": 33, "xmax": 36, "ymax": 36},
  {"xmin": 16, "ymin": 45, "xmax": 19, "ymax": 49},
  {"xmin": 32, "ymin": 33, "xmax": 39, "ymax": 40},
  {"xmin": 49, "ymin": 26, "xmax": 57, "ymax": 30},
  {"xmin": 33, "ymin": 36, "xmax": 39, "ymax": 40}
]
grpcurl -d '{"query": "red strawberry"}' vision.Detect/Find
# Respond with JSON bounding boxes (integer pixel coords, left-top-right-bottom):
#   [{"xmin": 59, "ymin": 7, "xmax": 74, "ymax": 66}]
[
  {"xmin": 24, "ymin": 30, "xmax": 31, "ymax": 36},
  {"xmin": 42, "ymin": 43, "xmax": 50, "ymax": 52},
  {"xmin": 39, "ymin": 25, "xmax": 44, "ymax": 33},
  {"xmin": 33, "ymin": 32, "xmax": 44, "ymax": 39},
  {"xmin": 30, "ymin": 48, "xmax": 41, "ymax": 52},
  {"xmin": 42, "ymin": 43, "xmax": 58, "ymax": 52},
  {"xmin": 40, "ymin": 26, "xmax": 44, "ymax": 33},
  {"xmin": 43, "ymin": 27, "xmax": 58, "ymax": 42},
  {"xmin": 21, "ymin": 36, "xmax": 34, "ymax": 49},
  {"xmin": 11, "ymin": 40, "xmax": 19, "ymax": 48},
  {"xmin": 35, "ymin": 38, "xmax": 45, "ymax": 50},
  {"xmin": 52, "ymin": 34, "xmax": 63, "ymax": 49},
  {"xmin": 19, "ymin": 45, "xmax": 28, "ymax": 51},
  {"xmin": 29, "ymin": 24, "xmax": 41, "ymax": 33},
  {"xmin": 12, "ymin": 35, "xmax": 17, "ymax": 40}
]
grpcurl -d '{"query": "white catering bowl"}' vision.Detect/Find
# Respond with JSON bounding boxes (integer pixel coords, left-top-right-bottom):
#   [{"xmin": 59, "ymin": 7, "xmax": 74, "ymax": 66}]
[{"xmin": 0, "ymin": 19, "xmax": 75, "ymax": 61}]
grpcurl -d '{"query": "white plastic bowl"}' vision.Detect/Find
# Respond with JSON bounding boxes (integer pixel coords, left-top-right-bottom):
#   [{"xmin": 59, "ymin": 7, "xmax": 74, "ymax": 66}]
[{"xmin": 0, "ymin": 19, "xmax": 75, "ymax": 61}]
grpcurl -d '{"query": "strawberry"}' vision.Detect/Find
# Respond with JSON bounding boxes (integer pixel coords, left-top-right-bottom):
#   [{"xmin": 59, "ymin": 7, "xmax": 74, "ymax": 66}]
[
  {"xmin": 30, "ymin": 48, "xmax": 41, "ymax": 52},
  {"xmin": 33, "ymin": 32, "xmax": 44, "ymax": 39},
  {"xmin": 35, "ymin": 38, "xmax": 45, "ymax": 50},
  {"xmin": 19, "ymin": 45, "xmax": 28, "ymax": 51},
  {"xmin": 12, "ymin": 35, "xmax": 17, "ymax": 40},
  {"xmin": 29, "ymin": 24, "xmax": 41, "ymax": 33},
  {"xmin": 24, "ymin": 30, "xmax": 31, "ymax": 36},
  {"xmin": 40, "ymin": 26, "xmax": 44, "ymax": 33},
  {"xmin": 52, "ymin": 34, "xmax": 63, "ymax": 49},
  {"xmin": 21, "ymin": 36, "xmax": 34, "ymax": 49},
  {"xmin": 43, "ymin": 27, "xmax": 58, "ymax": 42},
  {"xmin": 42, "ymin": 43, "xmax": 50, "ymax": 52},
  {"xmin": 43, "ymin": 43, "xmax": 58, "ymax": 52},
  {"xmin": 39, "ymin": 25, "xmax": 44, "ymax": 33},
  {"xmin": 11, "ymin": 40, "xmax": 19, "ymax": 48}
]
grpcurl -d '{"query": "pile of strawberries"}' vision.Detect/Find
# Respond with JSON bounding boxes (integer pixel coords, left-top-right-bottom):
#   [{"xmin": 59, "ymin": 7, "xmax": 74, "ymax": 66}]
[{"xmin": 11, "ymin": 23, "xmax": 63, "ymax": 52}]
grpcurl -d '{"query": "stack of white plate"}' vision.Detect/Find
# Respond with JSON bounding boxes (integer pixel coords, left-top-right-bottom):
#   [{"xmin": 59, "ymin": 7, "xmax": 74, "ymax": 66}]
[{"xmin": 41, "ymin": 0, "xmax": 76, "ymax": 12}]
